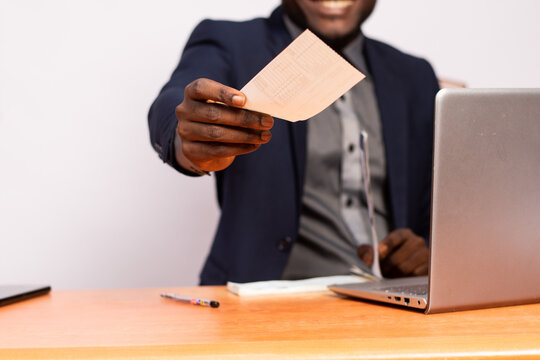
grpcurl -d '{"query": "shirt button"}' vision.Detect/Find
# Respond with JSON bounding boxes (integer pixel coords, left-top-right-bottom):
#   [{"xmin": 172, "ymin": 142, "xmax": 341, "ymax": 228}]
[
  {"xmin": 277, "ymin": 236, "xmax": 293, "ymax": 252},
  {"xmin": 348, "ymin": 143, "xmax": 355, "ymax": 153},
  {"xmin": 346, "ymin": 197, "xmax": 354, "ymax": 207}
]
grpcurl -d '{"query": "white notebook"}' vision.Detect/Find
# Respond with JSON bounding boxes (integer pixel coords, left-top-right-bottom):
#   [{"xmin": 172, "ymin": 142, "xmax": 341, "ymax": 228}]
[{"xmin": 227, "ymin": 274, "xmax": 369, "ymax": 296}]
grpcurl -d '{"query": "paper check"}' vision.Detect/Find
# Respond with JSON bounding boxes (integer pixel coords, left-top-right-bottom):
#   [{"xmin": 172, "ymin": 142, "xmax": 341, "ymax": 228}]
[{"xmin": 240, "ymin": 29, "xmax": 365, "ymax": 122}]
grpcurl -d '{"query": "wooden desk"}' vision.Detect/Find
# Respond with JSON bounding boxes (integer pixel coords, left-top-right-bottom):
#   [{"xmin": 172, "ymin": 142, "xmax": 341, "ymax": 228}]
[{"xmin": 1, "ymin": 287, "xmax": 539, "ymax": 359}]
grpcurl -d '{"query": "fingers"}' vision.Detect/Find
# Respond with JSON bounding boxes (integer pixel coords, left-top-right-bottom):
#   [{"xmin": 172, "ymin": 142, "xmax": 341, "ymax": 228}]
[
  {"xmin": 357, "ymin": 245, "xmax": 374, "ymax": 267},
  {"xmin": 178, "ymin": 120, "xmax": 272, "ymax": 144},
  {"xmin": 185, "ymin": 78, "xmax": 246, "ymax": 107},
  {"xmin": 175, "ymin": 78, "xmax": 274, "ymax": 172},
  {"xmin": 179, "ymin": 99, "xmax": 274, "ymax": 130},
  {"xmin": 413, "ymin": 262, "xmax": 429, "ymax": 276},
  {"xmin": 379, "ymin": 229, "xmax": 411, "ymax": 260},
  {"xmin": 379, "ymin": 228, "xmax": 429, "ymax": 278},
  {"xmin": 177, "ymin": 79, "xmax": 274, "ymax": 142},
  {"xmin": 385, "ymin": 243, "xmax": 428, "ymax": 276}
]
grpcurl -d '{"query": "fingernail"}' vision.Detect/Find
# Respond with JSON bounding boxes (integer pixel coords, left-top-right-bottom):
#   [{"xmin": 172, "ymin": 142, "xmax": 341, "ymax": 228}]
[
  {"xmin": 379, "ymin": 244, "xmax": 388, "ymax": 256},
  {"xmin": 232, "ymin": 95, "xmax": 245, "ymax": 106},
  {"xmin": 260, "ymin": 131, "xmax": 271, "ymax": 141},
  {"xmin": 261, "ymin": 116, "xmax": 273, "ymax": 127}
]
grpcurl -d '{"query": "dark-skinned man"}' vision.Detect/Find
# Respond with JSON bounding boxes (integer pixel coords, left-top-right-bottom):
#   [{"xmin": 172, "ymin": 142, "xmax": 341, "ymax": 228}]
[{"xmin": 148, "ymin": 0, "xmax": 438, "ymax": 285}]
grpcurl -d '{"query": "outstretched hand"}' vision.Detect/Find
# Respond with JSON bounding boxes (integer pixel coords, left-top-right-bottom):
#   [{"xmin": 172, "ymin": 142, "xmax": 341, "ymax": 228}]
[{"xmin": 175, "ymin": 78, "xmax": 274, "ymax": 173}]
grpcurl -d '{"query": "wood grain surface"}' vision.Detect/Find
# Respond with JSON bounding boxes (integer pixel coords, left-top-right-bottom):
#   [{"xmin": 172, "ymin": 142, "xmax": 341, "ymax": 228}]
[{"xmin": 1, "ymin": 286, "xmax": 539, "ymax": 359}]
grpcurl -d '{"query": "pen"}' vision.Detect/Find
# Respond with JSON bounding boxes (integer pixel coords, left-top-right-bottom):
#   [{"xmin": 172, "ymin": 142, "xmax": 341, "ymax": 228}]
[
  {"xmin": 359, "ymin": 131, "xmax": 383, "ymax": 280},
  {"xmin": 160, "ymin": 293, "xmax": 220, "ymax": 308}
]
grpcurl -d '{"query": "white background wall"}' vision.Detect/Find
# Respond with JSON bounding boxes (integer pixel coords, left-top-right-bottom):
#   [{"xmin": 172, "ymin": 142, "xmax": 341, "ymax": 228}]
[{"xmin": 1, "ymin": 0, "xmax": 539, "ymax": 289}]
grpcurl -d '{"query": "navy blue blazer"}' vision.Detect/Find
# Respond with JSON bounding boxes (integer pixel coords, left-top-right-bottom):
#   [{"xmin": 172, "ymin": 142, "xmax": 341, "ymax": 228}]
[{"xmin": 148, "ymin": 7, "xmax": 440, "ymax": 285}]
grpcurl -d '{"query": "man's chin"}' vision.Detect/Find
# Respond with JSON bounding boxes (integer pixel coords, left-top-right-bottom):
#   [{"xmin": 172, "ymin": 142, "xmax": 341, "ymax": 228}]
[
  {"xmin": 309, "ymin": 21, "xmax": 358, "ymax": 38},
  {"xmin": 309, "ymin": 27, "xmax": 359, "ymax": 50},
  {"xmin": 319, "ymin": 32, "xmax": 347, "ymax": 42}
]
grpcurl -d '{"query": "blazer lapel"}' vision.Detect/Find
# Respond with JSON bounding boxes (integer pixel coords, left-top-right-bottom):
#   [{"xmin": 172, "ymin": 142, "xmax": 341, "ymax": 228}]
[{"xmin": 364, "ymin": 38, "xmax": 409, "ymax": 227}]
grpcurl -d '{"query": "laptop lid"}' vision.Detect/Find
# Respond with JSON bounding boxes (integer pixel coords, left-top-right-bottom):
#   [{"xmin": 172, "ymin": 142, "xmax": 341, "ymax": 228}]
[
  {"xmin": 329, "ymin": 88, "xmax": 540, "ymax": 313},
  {"xmin": 427, "ymin": 88, "xmax": 540, "ymax": 313}
]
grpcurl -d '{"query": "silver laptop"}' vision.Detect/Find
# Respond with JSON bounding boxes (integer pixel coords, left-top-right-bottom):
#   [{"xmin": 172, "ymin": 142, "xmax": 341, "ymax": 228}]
[{"xmin": 329, "ymin": 88, "xmax": 540, "ymax": 314}]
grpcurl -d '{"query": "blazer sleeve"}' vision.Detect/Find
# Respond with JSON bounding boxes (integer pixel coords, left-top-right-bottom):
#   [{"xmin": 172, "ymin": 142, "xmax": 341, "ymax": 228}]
[{"xmin": 147, "ymin": 20, "xmax": 234, "ymax": 175}]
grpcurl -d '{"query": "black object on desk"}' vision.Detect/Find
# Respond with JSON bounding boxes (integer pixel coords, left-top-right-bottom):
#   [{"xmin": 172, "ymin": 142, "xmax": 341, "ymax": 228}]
[{"xmin": 0, "ymin": 285, "xmax": 51, "ymax": 307}]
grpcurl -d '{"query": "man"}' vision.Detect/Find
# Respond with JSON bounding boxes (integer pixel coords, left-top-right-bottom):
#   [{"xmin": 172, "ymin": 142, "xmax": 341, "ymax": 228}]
[{"xmin": 148, "ymin": 0, "xmax": 439, "ymax": 285}]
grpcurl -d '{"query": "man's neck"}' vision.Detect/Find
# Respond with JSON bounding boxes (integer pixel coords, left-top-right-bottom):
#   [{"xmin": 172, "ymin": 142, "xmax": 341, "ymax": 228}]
[
  {"xmin": 283, "ymin": 15, "xmax": 365, "ymax": 67},
  {"xmin": 282, "ymin": 15, "xmax": 360, "ymax": 53}
]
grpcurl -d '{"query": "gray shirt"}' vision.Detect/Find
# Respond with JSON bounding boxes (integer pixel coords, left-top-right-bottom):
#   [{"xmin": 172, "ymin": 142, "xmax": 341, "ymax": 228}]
[{"xmin": 281, "ymin": 17, "xmax": 390, "ymax": 280}]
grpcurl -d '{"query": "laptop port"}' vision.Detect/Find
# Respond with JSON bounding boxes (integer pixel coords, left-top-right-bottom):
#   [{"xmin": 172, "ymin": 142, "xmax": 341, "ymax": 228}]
[
  {"xmin": 404, "ymin": 297, "xmax": 410, "ymax": 305},
  {"xmin": 394, "ymin": 296, "xmax": 401, "ymax": 302}
]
